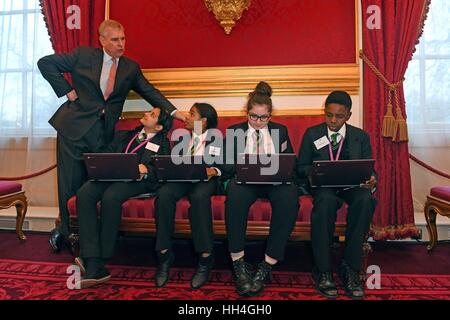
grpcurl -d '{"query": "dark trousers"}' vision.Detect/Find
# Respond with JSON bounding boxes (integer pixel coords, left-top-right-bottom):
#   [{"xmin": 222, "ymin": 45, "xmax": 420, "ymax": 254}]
[
  {"xmin": 76, "ymin": 180, "xmax": 158, "ymax": 259},
  {"xmin": 155, "ymin": 179, "xmax": 218, "ymax": 253},
  {"xmin": 56, "ymin": 120, "xmax": 106, "ymax": 237},
  {"xmin": 225, "ymin": 178, "xmax": 299, "ymax": 261},
  {"xmin": 311, "ymin": 187, "xmax": 376, "ymax": 272}
]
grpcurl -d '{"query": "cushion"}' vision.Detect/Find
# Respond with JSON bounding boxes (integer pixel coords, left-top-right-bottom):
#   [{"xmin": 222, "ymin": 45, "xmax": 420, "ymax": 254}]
[
  {"xmin": 0, "ymin": 181, "xmax": 22, "ymax": 197},
  {"xmin": 431, "ymin": 186, "xmax": 450, "ymax": 202},
  {"xmin": 68, "ymin": 195, "xmax": 348, "ymax": 223}
]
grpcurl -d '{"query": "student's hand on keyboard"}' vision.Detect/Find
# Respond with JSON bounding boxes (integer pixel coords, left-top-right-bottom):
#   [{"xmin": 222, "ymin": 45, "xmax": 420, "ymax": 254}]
[{"xmin": 139, "ymin": 164, "xmax": 148, "ymax": 174}]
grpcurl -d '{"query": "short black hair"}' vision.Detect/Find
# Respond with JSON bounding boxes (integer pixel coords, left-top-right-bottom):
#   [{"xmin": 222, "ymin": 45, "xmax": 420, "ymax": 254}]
[
  {"xmin": 193, "ymin": 103, "xmax": 218, "ymax": 129},
  {"xmin": 325, "ymin": 91, "xmax": 352, "ymax": 110},
  {"xmin": 155, "ymin": 107, "xmax": 173, "ymax": 133}
]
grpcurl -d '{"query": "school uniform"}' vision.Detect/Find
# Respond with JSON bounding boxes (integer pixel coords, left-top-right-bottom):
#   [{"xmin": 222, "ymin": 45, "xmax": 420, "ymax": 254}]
[
  {"xmin": 76, "ymin": 126, "xmax": 170, "ymax": 260},
  {"xmin": 224, "ymin": 121, "xmax": 299, "ymax": 261},
  {"xmin": 296, "ymin": 123, "xmax": 377, "ymax": 272}
]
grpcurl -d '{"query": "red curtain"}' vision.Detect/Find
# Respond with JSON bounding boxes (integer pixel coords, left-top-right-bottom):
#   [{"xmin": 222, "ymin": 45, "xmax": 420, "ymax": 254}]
[
  {"xmin": 361, "ymin": 0, "xmax": 431, "ymax": 240},
  {"xmin": 40, "ymin": 0, "xmax": 106, "ymax": 54}
]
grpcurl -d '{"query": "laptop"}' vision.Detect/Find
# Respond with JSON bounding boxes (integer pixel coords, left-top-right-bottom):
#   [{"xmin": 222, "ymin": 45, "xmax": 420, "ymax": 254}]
[
  {"xmin": 310, "ymin": 159, "xmax": 375, "ymax": 188},
  {"xmin": 83, "ymin": 153, "xmax": 144, "ymax": 182},
  {"xmin": 235, "ymin": 153, "xmax": 297, "ymax": 185},
  {"xmin": 153, "ymin": 155, "xmax": 208, "ymax": 183}
]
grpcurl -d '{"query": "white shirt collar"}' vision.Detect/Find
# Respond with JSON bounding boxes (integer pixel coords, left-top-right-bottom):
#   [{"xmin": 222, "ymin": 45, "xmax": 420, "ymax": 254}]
[
  {"xmin": 103, "ymin": 50, "xmax": 119, "ymax": 64},
  {"xmin": 192, "ymin": 130, "xmax": 209, "ymax": 142},
  {"xmin": 138, "ymin": 128, "xmax": 156, "ymax": 141},
  {"xmin": 247, "ymin": 122, "xmax": 269, "ymax": 135},
  {"xmin": 327, "ymin": 123, "xmax": 346, "ymax": 141}
]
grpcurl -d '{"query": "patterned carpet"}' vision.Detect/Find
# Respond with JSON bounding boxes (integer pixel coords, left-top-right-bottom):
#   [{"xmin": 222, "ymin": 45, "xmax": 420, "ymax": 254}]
[{"xmin": 1, "ymin": 259, "xmax": 449, "ymax": 300}]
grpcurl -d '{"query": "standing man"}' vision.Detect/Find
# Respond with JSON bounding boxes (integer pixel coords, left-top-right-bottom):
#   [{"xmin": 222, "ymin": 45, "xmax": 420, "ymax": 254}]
[{"xmin": 38, "ymin": 20, "xmax": 185, "ymax": 252}]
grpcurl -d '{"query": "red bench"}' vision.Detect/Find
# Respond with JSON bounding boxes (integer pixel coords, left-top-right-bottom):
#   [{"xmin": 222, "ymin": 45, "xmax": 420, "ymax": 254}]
[
  {"xmin": 0, "ymin": 181, "xmax": 28, "ymax": 240},
  {"xmin": 67, "ymin": 112, "xmax": 370, "ymax": 267}
]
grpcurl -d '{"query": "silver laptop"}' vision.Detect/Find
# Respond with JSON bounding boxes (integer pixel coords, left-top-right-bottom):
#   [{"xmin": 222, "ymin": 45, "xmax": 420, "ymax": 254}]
[
  {"xmin": 83, "ymin": 153, "xmax": 144, "ymax": 182},
  {"xmin": 310, "ymin": 159, "xmax": 375, "ymax": 188}
]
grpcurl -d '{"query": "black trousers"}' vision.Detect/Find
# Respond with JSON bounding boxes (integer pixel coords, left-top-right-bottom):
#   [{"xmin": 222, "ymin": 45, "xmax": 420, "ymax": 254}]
[
  {"xmin": 225, "ymin": 178, "xmax": 299, "ymax": 261},
  {"xmin": 56, "ymin": 120, "xmax": 106, "ymax": 237},
  {"xmin": 76, "ymin": 180, "xmax": 158, "ymax": 259},
  {"xmin": 311, "ymin": 187, "xmax": 377, "ymax": 272},
  {"xmin": 155, "ymin": 179, "xmax": 219, "ymax": 253}
]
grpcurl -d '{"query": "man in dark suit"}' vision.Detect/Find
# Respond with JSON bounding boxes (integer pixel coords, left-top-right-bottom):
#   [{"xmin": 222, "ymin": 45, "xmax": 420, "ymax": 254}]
[
  {"xmin": 296, "ymin": 91, "xmax": 377, "ymax": 299},
  {"xmin": 74, "ymin": 107, "xmax": 172, "ymax": 289},
  {"xmin": 37, "ymin": 20, "xmax": 185, "ymax": 252}
]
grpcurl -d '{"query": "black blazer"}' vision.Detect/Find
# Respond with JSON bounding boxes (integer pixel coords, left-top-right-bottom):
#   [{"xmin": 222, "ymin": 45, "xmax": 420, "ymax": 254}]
[
  {"xmin": 296, "ymin": 123, "xmax": 374, "ymax": 190},
  {"xmin": 38, "ymin": 46, "xmax": 177, "ymax": 142},
  {"xmin": 103, "ymin": 126, "xmax": 171, "ymax": 183},
  {"xmin": 223, "ymin": 121, "xmax": 294, "ymax": 177}
]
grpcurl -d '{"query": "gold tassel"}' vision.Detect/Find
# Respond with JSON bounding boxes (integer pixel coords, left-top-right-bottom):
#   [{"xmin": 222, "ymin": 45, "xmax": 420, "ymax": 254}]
[
  {"xmin": 382, "ymin": 103, "xmax": 396, "ymax": 138},
  {"xmin": 392, "ymin": 107, "xmax": 409, "ymax": 142}
]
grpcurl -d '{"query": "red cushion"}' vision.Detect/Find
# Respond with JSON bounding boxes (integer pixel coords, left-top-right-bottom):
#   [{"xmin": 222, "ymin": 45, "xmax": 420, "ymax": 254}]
[
  {"xmin": 0, "ymin": 181, "xmax": 22, "ymax": 196},
  {"xmin": 431, "ymin": 186, "xmax": 450, "ymax": 202},
  {"xmin": 68, "ymin": 195, "xmax": 348, "ymax": 223}
]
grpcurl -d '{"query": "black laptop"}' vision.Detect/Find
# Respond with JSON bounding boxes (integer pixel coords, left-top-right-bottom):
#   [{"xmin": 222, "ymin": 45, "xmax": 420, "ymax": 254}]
[
  {"xmin": 235, "ymin": 153, "xmax": 297, "ymax": 185},
  {"xmin": 83, "ymin": 153, "xmax": 144, "ymax": 182},
  {"xmin": 153, "ymin": 155, "xmax": 208, "ymax": 183},
  {"xmin": 310, "ymin": 159, "xmax": 375, "ymax": 188}
]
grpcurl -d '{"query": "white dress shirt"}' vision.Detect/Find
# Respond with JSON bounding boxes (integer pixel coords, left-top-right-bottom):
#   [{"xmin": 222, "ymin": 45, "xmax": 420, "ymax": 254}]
[
  {"xmin": 187, "ymin": 130, "xmax": 222, "ymax": 176},
  {"xmin": 100, "ymin": 51, "xmax": 119, "ymax": 97},
  {"xmin": 327, "ymin": 123, "xmax": 347, "ymax": 144},
  {"xmin": 245, "ymin": 124, "xmax": 276, "ymax": 154}
]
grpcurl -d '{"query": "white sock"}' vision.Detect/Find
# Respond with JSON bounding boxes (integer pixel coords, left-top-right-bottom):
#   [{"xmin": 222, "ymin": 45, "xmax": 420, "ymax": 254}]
[
  {"xmin": 265, "ymin": 254, "xmax": 277, "ymax": 266},
  {"xmin": 230, "ymin": 251, "xmax": 245, "ymax": 262}
]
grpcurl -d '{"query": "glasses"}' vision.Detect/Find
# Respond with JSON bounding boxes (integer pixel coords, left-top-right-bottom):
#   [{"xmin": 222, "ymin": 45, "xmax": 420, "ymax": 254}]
[{"xmin": 248, "ymin": 113, "xmax": 271, "ymax": 122}]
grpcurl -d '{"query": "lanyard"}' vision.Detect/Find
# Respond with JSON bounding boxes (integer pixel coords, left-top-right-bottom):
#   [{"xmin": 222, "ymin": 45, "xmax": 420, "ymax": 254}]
[
  {"xmin": 328, "ymin": 137, "xmax": 344, "ymax": 161},
  {"xmin": 125, "ymin": 133, "xmax": 150, "ymax": 154}
]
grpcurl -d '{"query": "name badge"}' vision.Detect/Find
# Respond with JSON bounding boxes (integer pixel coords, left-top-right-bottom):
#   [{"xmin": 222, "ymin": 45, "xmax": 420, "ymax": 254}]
[
  {"xmin": 281, "ymin": 141, "xmax": 288, "ymax": 152},
  {"xmin": 209, "ymin": 146, "xmax": 221, "ymax": 156},
  {"xmin": 314, "ymin": 136, "xmax": 330, "ymax": 150},
  {"xmin": 146, "ymin": 142, "xmax": 160, "ymax": 153}
]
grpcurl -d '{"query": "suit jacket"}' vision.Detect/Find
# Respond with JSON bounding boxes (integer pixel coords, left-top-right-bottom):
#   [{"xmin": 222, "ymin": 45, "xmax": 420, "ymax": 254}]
[
  {"xmin": 223, "ymin": 121, "xmax": 294, "ymax": 177},
  {"xmin": 295, "ymin": 123, "xmax": 374, "ymax": 191},
  {"xmin": 103, "ymin": 126, "xmax": 171, "ymax": 184},
  {"xmin": 38, "ymin": 46, "xmax": 177, "ymax": 142}
]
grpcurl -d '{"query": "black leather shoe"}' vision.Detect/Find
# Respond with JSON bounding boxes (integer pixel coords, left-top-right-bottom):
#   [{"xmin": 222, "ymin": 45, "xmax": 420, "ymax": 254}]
[
  {"xmin": 312, "ymin": 267, "xmax": 339, "ymax": 299},
  {"xmin": 338, "ymin": 261, "xmax": 365, "ymax": 299},
  {"xmin": 249, "ymin": 261, "xmax": 273, "ymax": 296},
  {"xmin": 232, "ymin": 257, "xmax": 254, "ymax": 296},
  {"xmin": 190, "ymin": 256, "xmax": 214, "ymax": 289},
  {"xmin": 155, "ymin": 251, "xmax": 174, "ymax": 288},
  {"xmin": 49, "ymin": 228, "xmax": 65, "ymax": 253}
]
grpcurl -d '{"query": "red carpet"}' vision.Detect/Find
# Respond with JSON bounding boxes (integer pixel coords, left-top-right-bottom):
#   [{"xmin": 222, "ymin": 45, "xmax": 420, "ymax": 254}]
[{"xmin": 1, "ymin": 258, "xmax": 450, "ymax": 300}]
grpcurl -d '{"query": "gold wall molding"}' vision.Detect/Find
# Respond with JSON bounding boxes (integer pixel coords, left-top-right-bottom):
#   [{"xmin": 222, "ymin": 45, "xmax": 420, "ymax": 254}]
[
  {"xmin": 128, "ymin": 63, "xmax": 360, "ymax": 99},
  {"xmin": 204, "ymin": 0, "xmax": 251, "ymax": 35},
  {"xmin": 121, "ymin": 108, "xmax": 324, "ymax": 119}
]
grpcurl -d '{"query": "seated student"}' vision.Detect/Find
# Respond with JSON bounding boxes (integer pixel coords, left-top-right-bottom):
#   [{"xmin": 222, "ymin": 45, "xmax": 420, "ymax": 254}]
[
  {"xmin": 74, "ymin": 107, "xmax": 173, "ymax": 289},
  {"xmin": 296, "ymin": 91, "xmax": 377, "ymax": 299},
  {"xmin": 224, "ymin": 81, "xmax": 299, "ymax": 297},
  {"xmin": 154, "ymin": 103, "xmax": 228, "ymax": 289}
]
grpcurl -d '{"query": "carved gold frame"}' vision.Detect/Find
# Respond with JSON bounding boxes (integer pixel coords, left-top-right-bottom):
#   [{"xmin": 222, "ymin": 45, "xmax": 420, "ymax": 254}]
[{"xmin": 105, "ymin": 0, "xmax": 360, "ymax": 99}]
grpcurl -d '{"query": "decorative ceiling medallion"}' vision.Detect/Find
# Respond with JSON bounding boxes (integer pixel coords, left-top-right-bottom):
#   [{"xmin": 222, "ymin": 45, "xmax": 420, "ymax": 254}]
[{"xmin": 204, "ymin": 0, "xmax": 251, "ymax": 35}]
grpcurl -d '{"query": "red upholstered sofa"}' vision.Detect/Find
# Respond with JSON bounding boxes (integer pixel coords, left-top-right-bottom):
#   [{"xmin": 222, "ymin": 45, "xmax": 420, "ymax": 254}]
[{"xmin": 68, "ymin": 112, "xmax": 370, "ymax": 264}]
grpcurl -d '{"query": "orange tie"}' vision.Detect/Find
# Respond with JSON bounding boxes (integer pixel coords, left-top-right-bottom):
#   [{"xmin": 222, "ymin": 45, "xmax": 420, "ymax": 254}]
[{"xmin": 103, "ymin": 58, "xmax": 117, "ymax": 100}]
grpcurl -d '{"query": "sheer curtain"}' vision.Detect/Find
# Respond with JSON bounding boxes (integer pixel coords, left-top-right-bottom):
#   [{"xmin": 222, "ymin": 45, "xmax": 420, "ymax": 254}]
[
  {"xmin": 0, "ymin": 0, "xmax": 64, "ymax": 206},
  {"xmin": 404, "ymin": 0, "xmax": 450, "ymax": 211}
]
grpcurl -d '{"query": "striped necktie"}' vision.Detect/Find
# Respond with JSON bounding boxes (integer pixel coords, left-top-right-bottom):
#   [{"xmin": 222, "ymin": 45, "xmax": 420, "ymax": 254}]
[
  {"xmin": 190, "ymin": 136, "xmax": 200, "ymax": 155},
  {"xmin": 330, "ymin": 133, "xmax": 340, "ymax": 151}
]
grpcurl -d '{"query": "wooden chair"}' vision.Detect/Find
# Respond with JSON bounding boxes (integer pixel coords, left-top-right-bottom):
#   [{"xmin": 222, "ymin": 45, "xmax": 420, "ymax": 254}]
[
  {"xmin": 424, "ymin": 186, "xmax": 450, "ymax": 251},
  {"xmin": 0, "ymin": 181, "xmax": 28, "ymax": 240}
]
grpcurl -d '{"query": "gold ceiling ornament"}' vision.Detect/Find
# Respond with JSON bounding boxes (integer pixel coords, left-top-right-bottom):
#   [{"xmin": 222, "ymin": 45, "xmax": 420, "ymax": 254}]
[{"xmin": 204, "ymin": 0, "xmax": 251, "ymax": 35}]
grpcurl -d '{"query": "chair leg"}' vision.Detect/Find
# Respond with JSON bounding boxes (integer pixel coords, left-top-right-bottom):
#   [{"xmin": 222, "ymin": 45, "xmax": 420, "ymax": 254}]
[
  {"xmin": 68, "ymin": 233, "xmax": 80, "ymax": 257},
  {"xmin": 15, "ymin": 194, "xmax": 28, "ymax": 241},
  {"xmin": 424, "ymin": 201, "xmax": 438, "ymax": 252}
]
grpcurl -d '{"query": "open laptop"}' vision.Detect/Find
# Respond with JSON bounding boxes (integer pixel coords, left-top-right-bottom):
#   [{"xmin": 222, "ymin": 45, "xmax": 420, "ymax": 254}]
[
  {"xmin": 153, "ymin": 155, "xmax": 208, "ymax": 183},
  {"xmin": 83, "ymin": 153, "xmax": 144, "ymax": 182},
  {"xmin": 310, "ymin": 159, "xmax": 375, "ymax": 188},
  {"xmin": 235, "ymin": 153, "xmax": 297, "ymax": 185}
]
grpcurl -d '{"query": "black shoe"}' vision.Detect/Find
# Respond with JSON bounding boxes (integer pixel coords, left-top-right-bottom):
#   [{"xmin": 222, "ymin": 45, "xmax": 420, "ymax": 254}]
[
  {"xmin": 155, "ymin": 251, "xmax": 174, "ymax": 288},
  {"xmin": 232, "ymin": 257, "xmax": 254, "ymax": 296},
  {"xmin": 312, "ymin": 267, "xmax": 339, "ymax": 299},
  {"xmin": 77, "ymin": 267, "xmax": 111, "ymax": 289},
  {"xmin": 338, "ymin": 261, "xmax": 365, "ymax": 299},
  {"xmin": 190, "ymin": 255, "xmax": 214, "ymax": 290},
  {"xmin": 49, "ymin": 228, "xmax": 65, "ymax": 253},
  {"xmin": 249, "ymin": 261, "xmax": 273, "ymax": 296}
]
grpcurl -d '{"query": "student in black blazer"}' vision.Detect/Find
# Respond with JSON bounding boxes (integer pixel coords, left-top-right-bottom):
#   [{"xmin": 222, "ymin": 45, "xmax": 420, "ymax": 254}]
[
  {"xmin": 38, "ymin": 20, "xmax": 185, "ymax": 252},
  {"xmin": 74, "ymin": 107, "xmax": 173, "ymax": 289},
  {"xmin": 154, "ymin": 103, "xmax": 229, "ymax": 289},
  {"xmin": 296, "ymin": 91, "xmax": 377, "ymax": 299},
  {"xmin": 224, "ymin": 82, "xmax": 299, "ymax": 297}
]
